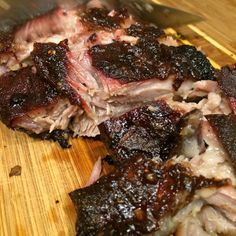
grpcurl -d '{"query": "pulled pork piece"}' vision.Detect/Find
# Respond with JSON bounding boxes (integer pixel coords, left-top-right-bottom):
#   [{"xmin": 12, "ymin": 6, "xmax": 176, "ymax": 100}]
[
  {"xmin": 206, "ymin": 114, "xmax": 236, "ymax": 170},
  {"xmin": 173, "ymin": 113, "xmax": 236, "ymax": 185},
  {"xmin": 0, "ymin": 6, "xmax": 218, "ymax": 143},
  {"xmin": 174, "ymin": 186, "xmax": 236, "ymax": 236},
  {"xmin": 69, "ymin": 156, "xmax": 227, "ymax": 236},
  {"xmin": 99, "ymin": 101, "xmax": 181, "ymax": 163},
  {"xmin": 0, "ymin": 66, "xmax": 77, "ymax": 147},
  {"xmin": 216, "ymin": 64, "xmax": 236, "ymax": 113},
  {"xmin": 171, "ymin": 109, "xmax": 205, "ymax": 159},
  {"xmin": 0, "ymin": 7, "xmax": 82, "ymax": 73}
]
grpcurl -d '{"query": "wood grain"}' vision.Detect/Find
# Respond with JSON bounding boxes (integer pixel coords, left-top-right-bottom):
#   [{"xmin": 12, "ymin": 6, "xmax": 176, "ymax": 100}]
[
  {"xmin": 1, "ymin": 1, "xmax": 236, "ymax": 236},
  {"xmin": 0, "ymin": 123, "xmax": 109, "ymax": 236},
  {"xmin": 159, "ymin": 0, "xmax": 236, "ymax": 58}
]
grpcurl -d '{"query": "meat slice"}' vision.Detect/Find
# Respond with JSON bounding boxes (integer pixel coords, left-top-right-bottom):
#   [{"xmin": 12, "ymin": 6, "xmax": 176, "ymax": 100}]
[
  {"xmin": 206, "ymin": 114, "xmax": 236, "ymax": 170},
  {"xmin": 0, "ymin": 66, "xmax": 58, "ymax": 127},
  {"xmin": 13, "ymin": 7, "xmax": 81, "ymax": 44},
  {"xmin": 0, "ymin": 66, "xmax": 78, "ymax": 146},
  {"xmin": 99, "ymin": 101, "xmax": 181, "ymax": 163},
  {"xmin": 89, "ymin": 40, "xmax": 215, "ymax": 88},
  {"xmin": 69, "ymin": 156, "xmax": 228, "ymax": 236}
]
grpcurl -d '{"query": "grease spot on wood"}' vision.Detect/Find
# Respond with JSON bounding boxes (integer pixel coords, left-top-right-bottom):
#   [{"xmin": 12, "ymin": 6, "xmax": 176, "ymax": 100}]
[
  {"xmin": 63, "ymin": 203, "xmax": 76, "ymax": 220},
  {"xmin": 16, "ymin": 224, "xmax": 26, "ymax": 236},
  {"xmin": 48, "ymin": 207, "xmax": 59, "ymax": 223}
]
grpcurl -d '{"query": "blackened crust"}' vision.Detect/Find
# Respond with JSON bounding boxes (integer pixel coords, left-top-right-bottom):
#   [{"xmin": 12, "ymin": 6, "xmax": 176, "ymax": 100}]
[
  {"xmin": 70, "ymin": 157, "xmax": 227, "ymax": 236},
  {"xmin": 99, "ymin": 101, "xmax": 181, "ymax": 164},
  {"xmin": 126, "ymin": 23, "xmax": 164, "ymax": 39},
  {"xmin": 0, "ymin": 31, "xmax": 13, "ymax": 53},
  {"xmin": 28, "ymin": 129, "xmax": 72, "ymax": 148},
  {"xmin": 31, "ymin": 40, "xmax": 79, "ymax": 104},
  {"xmin": 82, "ymin": 8, "xmax": 128, "ymax": 30},
  {"xmin": 89, "ymin": 40, "xmax": 215, "ymax": 88},
  {"xmin": 0, "ymin": 66, "xmax": 58, "ymax": 126},
  {"xmin": 217, "ymin": 64, "xmax": 236, "ymax": 98},
  {"xmin": 206, "ymin": 114, "xmax": 236, "ymax": 170}
]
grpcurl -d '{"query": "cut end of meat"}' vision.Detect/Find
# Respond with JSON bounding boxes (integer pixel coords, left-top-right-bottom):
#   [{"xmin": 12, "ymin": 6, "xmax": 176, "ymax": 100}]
[{"xmin": 14, "ymin": 7, "xmax": 80, "ymax": 43}]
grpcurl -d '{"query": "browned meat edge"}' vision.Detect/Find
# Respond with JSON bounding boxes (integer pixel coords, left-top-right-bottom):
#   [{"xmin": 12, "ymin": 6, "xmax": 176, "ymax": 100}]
[
  {"xmin": 98, "ymin": 100, "xmax": 181, "ymax": 164},
  {"xmin": 217, "ymin": 64, "xmax": 236, "ymax": 98},
  {"xmin": 0, "ymin": 66, "xmax": 58, "ymax": 126},
  {"xmin": 81, "ymin": 7, "xmax": 129, "ymax": 30},
  {"xmin": 89, "ymin": 39, "xmax": 215, "ymax": 88},
  {"xmin": 206, "ymin": 114, "xmax": 236, "ymax": 170},
  {"xmin": 69, "ymin": 156, "xmax": 228, "ymax": 235},
  {"xmin": 32, "ymin": 40, "xmax": 80, "ymax": 105}
]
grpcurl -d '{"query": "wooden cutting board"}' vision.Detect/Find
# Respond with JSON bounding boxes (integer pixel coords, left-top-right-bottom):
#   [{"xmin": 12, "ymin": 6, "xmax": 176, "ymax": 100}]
[{"xmin": 0, "ymin": 1, "xmax": 236, "ymax": 235}]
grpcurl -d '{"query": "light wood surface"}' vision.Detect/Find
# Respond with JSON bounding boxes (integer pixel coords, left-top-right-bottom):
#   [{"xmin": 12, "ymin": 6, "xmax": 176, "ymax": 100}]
[
  {"xmin": 1, "ymin": 1, "xmax": 236, "ymax": 236},
  {"xmin": 161, "ymin": 0, "xmax": 236, "ymax": 51}
]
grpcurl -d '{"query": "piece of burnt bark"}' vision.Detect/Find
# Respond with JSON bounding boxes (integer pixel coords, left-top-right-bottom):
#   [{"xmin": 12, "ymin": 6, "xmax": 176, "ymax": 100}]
[
  {"xmin": 217, "ymin": 64, "xmax": 236, "ymax": 98},
  {"xmin": 206, "ymin": 114, "xmax": 236, "ymax": 170},
  {"xmin": 99, "ymin": 101, "xmax": 181, "ymax": 164},
  {"xmin": 31, "ymin": 40, "xmax": 80, "ymax": 105},
  {"xmin": 81, "ymin": 8, "xmax": 128, "ymax": 30},
  {"xmin": 216, "ymin": 64, "xmax": 236, "ymax": 113},
  {"xmin": 126, "ymin": 23, "xmax": 164, "ymax": 39},
  {"xmin": 69, "ymin": 156, "xmax": 228, "ymax": 236}
]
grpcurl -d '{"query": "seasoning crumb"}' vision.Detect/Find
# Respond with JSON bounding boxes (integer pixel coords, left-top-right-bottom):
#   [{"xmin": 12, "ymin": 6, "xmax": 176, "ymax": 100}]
[
  {"xmin": 55, "ymin": 200, "xmax": 60, "ymax": 204},
  {"xmin": 9, "ymin": 165, "xmax": 22, "ymax": 177}
]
